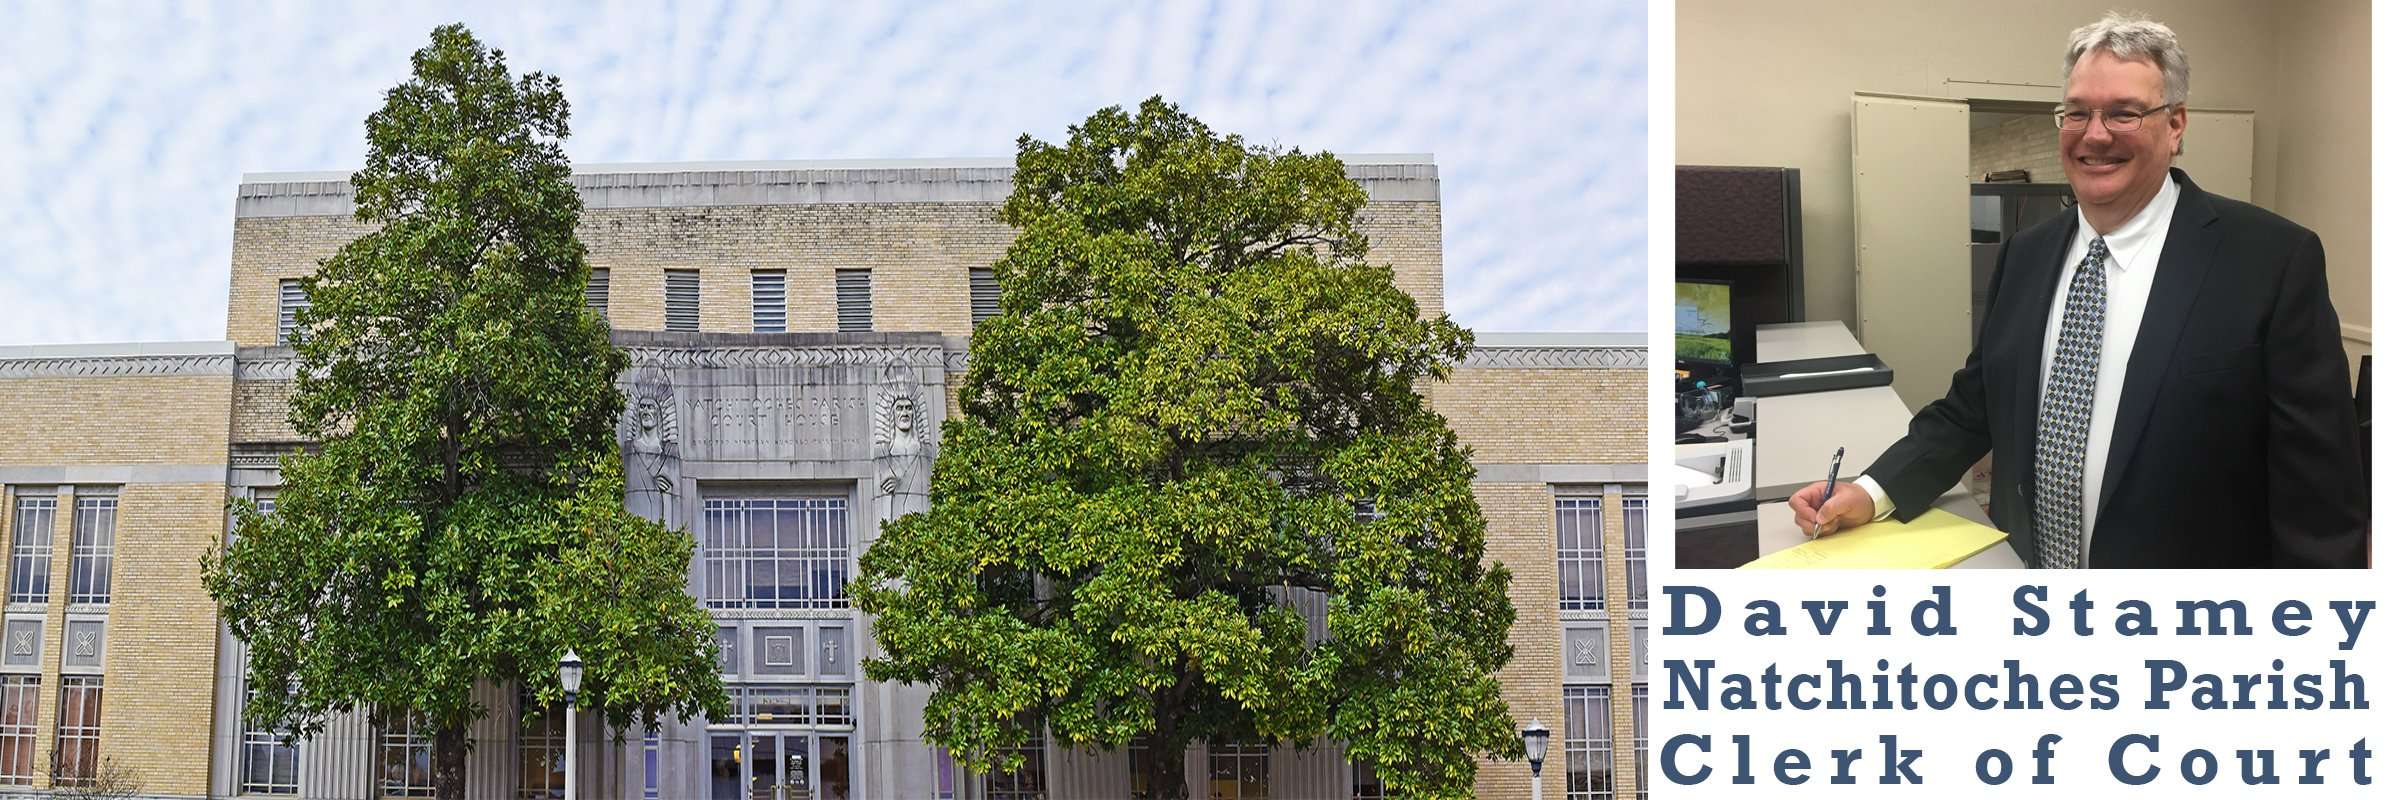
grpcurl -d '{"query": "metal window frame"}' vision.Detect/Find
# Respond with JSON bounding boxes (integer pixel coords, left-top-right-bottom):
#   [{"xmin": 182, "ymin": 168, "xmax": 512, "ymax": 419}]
[
  {"xmin": 1556, "ymin": 497, "xmax": 1608, "ymax": 612},
  {"xmin": 52, "ymin": 675, "xmax": 101, "ymax": 786},
  {"xmin": 277, "ymin": 280, "xmax": 307, "ymax": 345},
  {"xmin": 1563, "ymin": 684, "xmax": 1613, "ymax": 800},
  {"xmin": 665, "ymin": 269, "xmax": 702, "ymax": 333},
  {"xmin": 834, "ymin": 269, "xmax": 873, "ymax": 333},
  {"xmin": 0, "ymin": 675, "xmax": 36, "ymax": 785},
  {"xmin": 7, "ymin": 498, "xmax": 53, "ymax": 605},
  {"xmin": 751, "ymin": 270, "xmax": 788, "ymax": 333},
  {"xmin": 1205, "ymin": 741, "xmax": 1271, "ymax": 800},
  {"xmin": 67, "ymin": 496, "xmax": 113, "ymax": 606},
  {"xmin": 968, "ymin": 267, "xmax": 1000, "ymax": 326},
  {"xmin": 699, "ymin": 497, "xmax": 850, "ymax": 610},
  {"xmin": 586, "ymin": 268, "xmax": 611, "ymax": 316}
]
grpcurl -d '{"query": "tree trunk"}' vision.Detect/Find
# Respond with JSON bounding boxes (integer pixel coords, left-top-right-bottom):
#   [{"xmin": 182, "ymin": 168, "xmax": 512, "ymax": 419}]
[
  {"xmin": 1148, "ymin": 738, "xmax": 1191, "ymax": 800},
  {"xmin": 1151, "ymin": 675, "xmax": 1192, "ymax": 800},
  {"xmin": 434, "ymin": 723, "xmax": 471, "ymax": 800}
]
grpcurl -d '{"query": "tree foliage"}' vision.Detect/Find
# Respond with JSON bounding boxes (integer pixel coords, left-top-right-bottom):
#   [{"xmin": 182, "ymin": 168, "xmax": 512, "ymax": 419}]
[
  {"xmin": 856, "ymin": 97, "xmax": 1519, "ymax": 799},
  {"xmin": 202, "ymin": 24, "xmax": 723, "ymax": 800}
]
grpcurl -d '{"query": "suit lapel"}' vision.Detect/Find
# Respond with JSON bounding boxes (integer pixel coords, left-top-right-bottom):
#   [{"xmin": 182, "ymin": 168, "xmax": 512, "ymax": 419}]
[{"xmin": 2096, "ymin": 172, "xmax": 2222, "ymax": 522}]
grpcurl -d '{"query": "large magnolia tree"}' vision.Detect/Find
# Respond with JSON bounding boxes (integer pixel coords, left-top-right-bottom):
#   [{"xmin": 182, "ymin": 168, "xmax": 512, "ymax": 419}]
[
  {"xmin": 202, "ymin": 25, "xmax": 723, "ymax": 800},
  {"xmin": 857, "ymin": 97, "xmax": 1521, "ymax": 799}
]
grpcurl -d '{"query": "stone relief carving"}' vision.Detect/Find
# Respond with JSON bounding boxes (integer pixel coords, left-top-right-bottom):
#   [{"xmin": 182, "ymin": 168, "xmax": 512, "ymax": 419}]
[
  {"xmin": 8, "ymin": 631, "xmax": 30, "ymax": 656},
  {"xmin": 872, "ymin": 373, "xmax": 930, "ymax": 521},
  {"xmin": 1572, "ymin": 636, "xmax": 1600, "ymax": 666},
  {"xmin": 620, "ymin": 369, "xmax": 682, "ymax": 527},
  {"xmin": 71, "ymin": 630, "xmax": 96, "ymax": 658}
]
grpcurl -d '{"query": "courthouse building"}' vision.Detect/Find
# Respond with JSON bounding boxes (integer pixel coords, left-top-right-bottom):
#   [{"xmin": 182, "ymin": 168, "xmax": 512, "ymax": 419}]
[{"xmin": 0, "ymin": 157, "xmax": 1646, "ymax": 800}]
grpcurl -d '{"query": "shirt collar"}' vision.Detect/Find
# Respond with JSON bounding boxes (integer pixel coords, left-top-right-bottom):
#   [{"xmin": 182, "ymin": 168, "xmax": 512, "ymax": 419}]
[{"xmin": 2074, "ymin": 172, "xmax": 2180, "ymax": 272}]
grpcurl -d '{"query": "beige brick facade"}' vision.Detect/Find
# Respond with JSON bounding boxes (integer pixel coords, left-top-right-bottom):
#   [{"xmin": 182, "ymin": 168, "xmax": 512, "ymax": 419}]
[
  {"xmin": 228, "ymin": 199, "xmax": 1444, "ymax": 348},
  {"xmin": 0, "ymin": 354, "xmax": 232, "ymax": 795},
  {"xmin": 1423, "ymin": 366, "xmax": 1646, "ymax": 464},
  {"xmin": 0, "ymin": 159, "xmax": 1639, "ymax": 800}
]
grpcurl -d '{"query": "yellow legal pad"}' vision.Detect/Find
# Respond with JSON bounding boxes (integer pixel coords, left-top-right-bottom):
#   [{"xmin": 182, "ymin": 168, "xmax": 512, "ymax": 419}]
[{"xmin": 1740, "ymin": 508, "xmax": 2007, "ymax": 569}]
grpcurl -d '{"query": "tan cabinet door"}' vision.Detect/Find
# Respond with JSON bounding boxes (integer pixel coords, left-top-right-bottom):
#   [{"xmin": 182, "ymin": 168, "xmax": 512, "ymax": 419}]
[
  {"xmin": 1852, "ymin": 93, "xmax": 1972, "ymax": 411},
  {"xmin": 2177, "ymin": 109, "xmax": 2255, "ymax": 201}
]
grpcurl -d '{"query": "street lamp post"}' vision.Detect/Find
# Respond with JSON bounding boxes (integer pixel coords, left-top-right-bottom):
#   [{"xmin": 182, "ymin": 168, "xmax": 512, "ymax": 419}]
[
  {"xmin": 559, "ymin": 650, "xmax": 584, "ymax": 800},
  {"xmin": 1523, "ymin": 719, "xmax": 1551, "ymax": 800}
]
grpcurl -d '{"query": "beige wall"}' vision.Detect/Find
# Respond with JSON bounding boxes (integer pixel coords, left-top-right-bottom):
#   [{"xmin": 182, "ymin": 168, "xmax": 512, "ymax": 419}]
[
  {"xmin": 2266, "ymin": 0, "xmax": 2373, "ymax": 372},
  {"xmin": 1678, "ymin": 0, "xmax": 2368, "ymax": 351},
  {"xmin": 227, "ymin": 200, "xmax": 1448, "ymax": 348},
  {"xmin": 1423, "ymin": 367, "xmax": 1646, "ymax": 464}
]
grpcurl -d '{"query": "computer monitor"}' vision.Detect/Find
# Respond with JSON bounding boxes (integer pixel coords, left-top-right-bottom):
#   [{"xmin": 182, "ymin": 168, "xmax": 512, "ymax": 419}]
[{"xmin": 1676, "ymin": 278, "xmax": 1735, "ymax": 365}]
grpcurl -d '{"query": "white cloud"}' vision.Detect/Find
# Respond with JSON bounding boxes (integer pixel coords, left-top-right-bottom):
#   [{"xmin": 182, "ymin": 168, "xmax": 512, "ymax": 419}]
[{"xmin": 0, "ymin": 0, "xmax": 1645, "ymax": 345}]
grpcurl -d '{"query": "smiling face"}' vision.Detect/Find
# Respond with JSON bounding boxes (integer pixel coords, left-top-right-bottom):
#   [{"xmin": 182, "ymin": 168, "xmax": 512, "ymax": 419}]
[{"xmin": 2060, "ymin": 49, "xmax": 2184, "ymax": 222}]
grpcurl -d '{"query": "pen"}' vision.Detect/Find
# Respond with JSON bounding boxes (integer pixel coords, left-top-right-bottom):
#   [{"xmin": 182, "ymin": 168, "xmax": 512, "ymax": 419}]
[{"xmin": 1812, "ymin": 447, "xmax": 1845, "ymax": 537}]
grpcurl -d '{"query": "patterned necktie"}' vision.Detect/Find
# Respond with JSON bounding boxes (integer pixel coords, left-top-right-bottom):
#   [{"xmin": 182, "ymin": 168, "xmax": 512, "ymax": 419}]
[{"xmin": 2034, "ymin": 237, "xmax": 2109, "ymax": 569}]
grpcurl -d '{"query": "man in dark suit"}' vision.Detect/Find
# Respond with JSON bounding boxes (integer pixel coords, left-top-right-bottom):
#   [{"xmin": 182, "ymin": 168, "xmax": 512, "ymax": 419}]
[{"xmin": 1789, "ymin": 13, "xmax": 2367, "ymax": 567}]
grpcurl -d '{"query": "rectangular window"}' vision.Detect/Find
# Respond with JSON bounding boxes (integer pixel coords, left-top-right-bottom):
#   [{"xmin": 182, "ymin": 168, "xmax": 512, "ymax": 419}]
[
  {"xmin": 8, "ymin": 497, "xmax": 54, "ymax": 605},
  {"xmin": 0, "ymin": 676, "xmax": 34, "ymax": 785},
  {"xmin": 751, "ymin": 270, "xmax": 787, "ymax": 333},
  {"xmin": 969, "ymin": 267, "xmax": 1000, "ymax": 326},
  {"xmin": 586, "ymin": 268, "xmax": 610, "ymax": 316},
  {"xmin": 931, "ymin": 747, "xmax": 960, "ymax": 800},
  {"xmin": 1127, "ymin": 738, "xmax": 1158, "ymax": 800},
  {"xmin": 1557, "ymin": 497, "xmax": 1606, "ymax": 611},
  {"xmin": 642, "ymin": 730, "xmax": 660, "ymax": 800},
  {"xmin": 1207, "ymin": 742, "xmax": 1269, "ymax": 800},
  {"xmin": 277, "ymin": 279, "xmax": 308, "ymax": 345},
  {"xmin": 835, "ymin": 269, "xmax": 872, "ymax": 332},
  {"xmin": 68, "ymin": 495, "xmax": 114, "ymax": 605},
  {"xmin": 379, "ymin": 711, "xmax": 436, "ymax": 798},
  {"xmin": 1624, "ymin": 496, "xmax": 1648, "ymax": 611},
  {"xmin": 700, "ymin": 498, "xmax": 849, "ymax": 610},
  {"xmin": 1350, "ymin": 760, "xmax": 1388, "ymax": 799},
  {"xmin": 665, "ymin": 269, "xmax": 701, "ymax": 332},
  {"xmin": 981, "ymin": 726, "xmax": 1045, "ymax": 800},
  {"xmin": 239, "ymin": 678, "xmax": 301, "ymax": 795},
  {"xmin": 1564, "ymin": 685, "xmax": 1612, "ymax": 800},
  {"xmin": 1632, "ymin": 684, "xmax": 1651, "ymax": 800},
  {"xmin": 52, "ymin": 676, "xmax": 100, "ymax": 786},
  {"xmin": 516, "ymin": 691, "xmax": 565, "ymax": 800}
]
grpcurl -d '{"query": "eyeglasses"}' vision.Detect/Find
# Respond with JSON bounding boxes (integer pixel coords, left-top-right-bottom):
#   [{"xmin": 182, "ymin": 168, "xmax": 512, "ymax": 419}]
[{"xmin": 2055, "ymin": 103, "xmax": 2177, "ymax": 132}]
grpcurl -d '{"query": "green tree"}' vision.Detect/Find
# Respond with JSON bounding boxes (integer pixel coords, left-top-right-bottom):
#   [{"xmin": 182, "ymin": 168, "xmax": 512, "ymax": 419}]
[
  {"xmin": 857, "ymin": 98, "xmax": 1520, "ymax": 800},
  {"xmin": 202, "ymin": 25, "xmax": 723, "ymax": 800}
]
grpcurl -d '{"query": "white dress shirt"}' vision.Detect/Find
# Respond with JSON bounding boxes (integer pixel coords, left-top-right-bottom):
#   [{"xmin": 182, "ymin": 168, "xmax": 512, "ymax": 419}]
[{"xmin": 1858, "ymin": 173, "xmax": 2179, "ymax": 565}]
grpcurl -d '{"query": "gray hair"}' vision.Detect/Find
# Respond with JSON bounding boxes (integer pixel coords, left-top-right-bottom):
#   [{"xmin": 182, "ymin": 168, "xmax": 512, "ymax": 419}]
[{"xmin": 2063, "ymin": 12, "xmax": 2189, "ymax": 106}]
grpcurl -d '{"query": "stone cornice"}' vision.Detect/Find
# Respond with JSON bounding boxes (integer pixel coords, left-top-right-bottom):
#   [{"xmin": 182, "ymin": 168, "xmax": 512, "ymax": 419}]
[
  {"xmin": 622, "ymin": 345, "xmax": 948, "ymax": 371},
  {"xmin": 1461, "ymin": 345, "xmax": 1645, "ymax": 369},
  {"xmin": 236, "ymin": 155, "xmax": 1440, "ymax": 218},
  {"xmin": 0, "ymin": 342, "xmax": 236, "ymax": 379}
]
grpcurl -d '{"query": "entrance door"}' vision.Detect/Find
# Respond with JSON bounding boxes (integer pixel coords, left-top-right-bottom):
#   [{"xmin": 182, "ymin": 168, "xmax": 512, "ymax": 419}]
[{"xmin": 724, "ymin": 732, "xmax": 851, "ymax": 800}]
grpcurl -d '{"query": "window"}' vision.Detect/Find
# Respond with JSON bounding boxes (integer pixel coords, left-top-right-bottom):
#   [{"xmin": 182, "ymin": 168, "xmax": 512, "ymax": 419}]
[
  {"xmin": 1557, "ymin": 497, "xmax": 1606, "ymax": 611},
  {"xmin": 1128, "ymin": 738, "xmax": 1162, "ymax": 800},
  {"xmin": 1350, "ymin": 760, "xmax": 1388, "ymax": 799},
  {"xmin": 1631, "ymin": 623, "xmax": 1648, "ymax": 680},
  {"xmin": 238, "ymin": 678, "xmax": 300, "ymax": 795},
  {"xmin": 52, "ymin": 676, "xmax": 100, "ymax": 786},
  {"xmin": 700, "ymin": 498, "xmax": 850, "ymax": 609},
  {"xmin": 1206, "ymin": 742, "xmax": 1268, "ymax": 800},
  {"xmin": 835, "ymin": 269, "xmax": 872, "ymax": 332},
  {"xmin": 666, "ymin": 269, "xmax": 701, "ymax": 332},
  {"xmin": 751, "ymin": 270, "xmax": 787, "ymax": 333},
  {"xmin": 1624, "ymin": 496, "xmax": 1648, "ymax": 611},
  {"xmin": 642, "ymin": 730, "xmax": 661, "ymax": 800},
  {"xmin": 0, "ymin": 676, "xmax": 34, "ymax": 785},
  {"xmin": 8, "ymin": 497, "xmax": 53, "ymax": 604},
  {"xmin": 931, "ymin": 747, "xmax": 960, "ymax": 800},
  {"xmin": 981, "ymin": 726, "xmax": 1045, "ymax": 800},
  {"xmin": 969, "ymin": 268, "xmax": 1000, "ymax": 326},
  {"xmin": 1564, "ymin": 686, "xmax": 1612, "ymax": 800},
  {"xmin": 704, "ymin": 685, "xmax": 855, "ymax": 800},
  {"xmin": 68, "ymin": 495, "xmax": 114, "ymax": 605},
  {"xmin": 586, "ymin": 268, "xmax": 611, "ymax": 316},
  {"xmin": 1631, "ymin": 684, "xmax": 1651, "ymax": 800},
  {"xmin": 277, "ymin": 279, "xmax": 308, "ymax": 344},
  {"xmin": 516, "ymin": 690, "xmax": 565, "ymax": 800},
  {"xmin": 379, "ymin": 711, "xmax": 436, "ymax": 798}
]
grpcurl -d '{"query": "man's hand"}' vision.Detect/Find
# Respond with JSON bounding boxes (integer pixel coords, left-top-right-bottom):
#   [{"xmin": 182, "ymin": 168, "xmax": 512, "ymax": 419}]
[{"xmin": 1789, "ymin": 481, "xmax": 1875, "ymax": 536}]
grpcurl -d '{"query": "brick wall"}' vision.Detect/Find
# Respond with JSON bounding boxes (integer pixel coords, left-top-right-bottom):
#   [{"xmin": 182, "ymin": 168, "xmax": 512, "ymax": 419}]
[
  {"xmin": 228, "ymin": 200, "xmax": 1446, "ymax": 347},
  {"xmin": 0, "ymin": 376, "xmax": 231, "ymax": 465},
  {"xmin": 1473, "ymin": 482, "xmax": 1562, "ymax": 800},
  {"xmin": 1969, "ymin": 113, "xmax": 2066, "ymax": 183},
  {"xmin": 95, "ymin": 481, "xmax": 225, "ymax": 796},
  {"xmin": 1422, "ymin": 367, "xmax": 1645, "ymax": 464}
]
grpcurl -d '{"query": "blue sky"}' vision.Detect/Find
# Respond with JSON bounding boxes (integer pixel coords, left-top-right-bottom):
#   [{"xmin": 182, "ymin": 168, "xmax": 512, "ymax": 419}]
[{"xmin": 0, "ymin": 0, "xmax": 1645, "ymax": 345}]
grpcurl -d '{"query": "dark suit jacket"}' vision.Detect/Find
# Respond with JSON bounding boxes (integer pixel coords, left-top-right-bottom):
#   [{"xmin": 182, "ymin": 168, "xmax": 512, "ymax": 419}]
[{"xmin": 1864, "ymin": 169, "xmax": 2367, "ymax": 568}]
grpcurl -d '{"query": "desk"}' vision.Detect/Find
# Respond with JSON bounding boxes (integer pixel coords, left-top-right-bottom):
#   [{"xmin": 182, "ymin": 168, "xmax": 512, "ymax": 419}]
[{"xmin": 1751, "ymin": 322, "xmax": 2023, "ymax": 569}]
